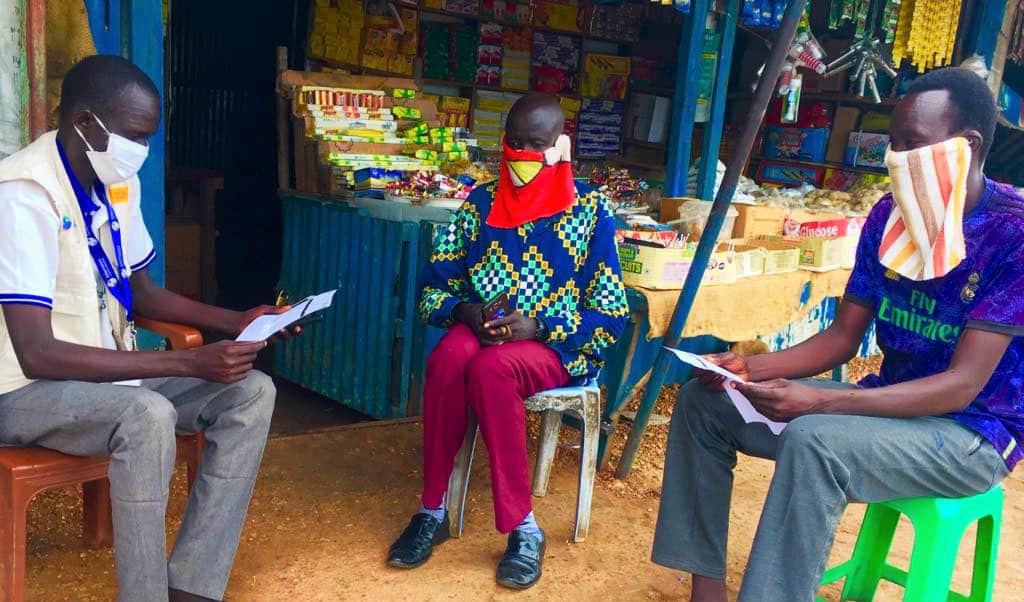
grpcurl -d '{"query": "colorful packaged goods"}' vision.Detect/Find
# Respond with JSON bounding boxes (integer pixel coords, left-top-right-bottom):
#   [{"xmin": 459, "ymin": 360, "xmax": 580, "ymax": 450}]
[
  {"xmin": 890, "ymin": 0, "xmax": 962, "ymax": 72},
  {"xmin": 500, "ymin": 26, "xmax": 533, "ymax": 91},
  {"xmin": 385, "ymin": 171, "xmax": 476, "ymax": 202},
  {"xmin": 473, "ymin": 90, "xmax": 523, "ymax": 150},
  {"xmin": 502, "ymin": 51, "xmax": 531, "ymax": 91},
  {"xmin": 452, "ymin": 23, "xmax": 481, "ymax": 83},
  {"xmin": 533, "ymin": 0, "xmax": 580, "ymax": 32},
  {"xmin": 298, "ymin": 87, "xmax": 387, "ymax": 110},
  {"xmin": 577, "ymin": 99, "xmax": 624, "ymax": 157},
  {"xmin": 481, "ymin": 0, "xmax": 535, "ymax": 25},
  {"xmin": 360, "ymin": 7, "xmax": 417, "ymax": 76},
  {"xmin": 589, "ymin": 167, "xmax": 650, "ymax": 207},
  {"xmin": 582, "ymin": 53, "xmax": 630, "ymax": 100},
  {"xmin": 437, "ymin": 95, "xmax": 471, "ymax": 129},
  {"xmin": 531, "ymin": 31, "xmax": 581, "ymax": 94},
  {"xmin": 443, "ymin": 0, "xmax": 479, "ymax": 16},
  {"xmin": 309, "ymin": 2, "xmax": 365, "ymax": 66},
  {"xmin": 586, "ymin": 2, "xmax": 644, "ymax": 41},
  {"xmin": 422, "ymin": 22, "xmax": 454, "ymax": 81},
  {"xmin": 392, "ymin": 106, "xmax": 422, "ymax": 120}
]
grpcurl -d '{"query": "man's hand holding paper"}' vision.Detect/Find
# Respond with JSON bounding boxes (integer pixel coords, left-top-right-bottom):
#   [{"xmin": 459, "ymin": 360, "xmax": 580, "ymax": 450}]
[
  {"xmin": 733, "ymin": 379, "xmax": 830, "ymax": 423},
  {"xmin": 665, "ymin": 348, "xmax": 788, "ymax": 435}
]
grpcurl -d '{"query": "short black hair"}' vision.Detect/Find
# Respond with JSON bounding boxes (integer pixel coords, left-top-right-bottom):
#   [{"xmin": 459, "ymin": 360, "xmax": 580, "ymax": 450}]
[
  {"xmin": 905, "ymin": 67, "xmax": 997, "ymax": 159},
  {"xmin": 58, "ymin": 55, "xmax": 160, "ymax": 121}
]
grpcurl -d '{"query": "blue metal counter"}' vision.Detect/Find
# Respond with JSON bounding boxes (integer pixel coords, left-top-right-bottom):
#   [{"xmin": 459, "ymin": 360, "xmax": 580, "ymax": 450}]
[{"xmin": 275, "ymin": 194, "xmax": 445, "ymax": 419}]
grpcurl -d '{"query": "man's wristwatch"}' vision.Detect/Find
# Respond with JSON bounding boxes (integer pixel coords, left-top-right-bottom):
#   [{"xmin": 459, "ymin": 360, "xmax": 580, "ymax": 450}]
[{"xmin": 535, "ymin": 317, "xmax": 550, "ymax": 342}]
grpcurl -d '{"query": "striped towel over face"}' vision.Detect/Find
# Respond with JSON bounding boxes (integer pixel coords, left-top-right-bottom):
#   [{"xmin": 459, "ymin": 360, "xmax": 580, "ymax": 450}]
[{"xmin": 880, "ymin": 137, "xmax": 971, "ymax": 281}]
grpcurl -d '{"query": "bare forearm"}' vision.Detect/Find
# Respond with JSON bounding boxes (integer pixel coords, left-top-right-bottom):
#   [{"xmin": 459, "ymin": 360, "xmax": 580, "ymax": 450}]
[
  {"xmin": 747, "ymin": 328, "xmax": 859, "ymax": 382},
  {"xmin": 820, "ymin": 369, "xmax": 979, "ymax": 418},
  {"xmin": 133, "ymin": 274, "xmax": 242, "ymax": 335},
  {"xmin": 746, "ymin": 299, "xmax": 873, "ymax": 382},
  {"xmin": 16, "ymin": 338, "xmax": 194, "ymax": 382}
]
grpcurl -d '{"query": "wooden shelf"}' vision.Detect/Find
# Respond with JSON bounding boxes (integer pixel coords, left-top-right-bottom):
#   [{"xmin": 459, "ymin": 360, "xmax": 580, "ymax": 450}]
[
  {"xmin": 728, "ymin": 91, "xmax": 897, "ymax": 108},
  {"xmin": 416, "ymin": 5, "xmax": 633, "ymax": 45},
  {"xmin": 419, "ymin": 77, "xmax": 576, "ymax": 97},
  {"xmin": 418, "ymin": 77, "xmax": 476, "ymax": 89},
  {"xmin": 803, "ymin": 92, "xmax": 897, "ymax": 108},
  {"xmin": 630, "ymin": 84, "xmax": 674, "ymax": 97},
  {"xmin": 623, "ymin": 138, "xmax": 667, "ymax": 150},
  {"xmin": 753, "ymin": 155, "xmax": 887, "ymax": 176},
  {"xmin": 417, "ymin": 6, "xmax": 481, "ymax": 20},
  {"xmin": 607, "ymin": 156, "xmax": 663, "ymax": 170}
]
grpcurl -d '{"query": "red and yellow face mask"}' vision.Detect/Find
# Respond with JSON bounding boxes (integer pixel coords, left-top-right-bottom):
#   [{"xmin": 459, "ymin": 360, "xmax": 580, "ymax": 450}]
[{"xmin": 487, "ymin": 134, "xmax": 576, "ymax": 228}]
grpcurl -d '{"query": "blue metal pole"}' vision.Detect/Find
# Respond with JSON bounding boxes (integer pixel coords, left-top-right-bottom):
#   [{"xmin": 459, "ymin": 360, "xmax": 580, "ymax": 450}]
[
  {"xmin": 615, "ymin": 0, "xmax": 808, "ymax": 480},
  {"xmin": 664, "ymin": 0, "xmax": 711, "ymax": 198},
  {"xmin": 697, "ymin": 0, "xmax": 740, "ymax": 200}
]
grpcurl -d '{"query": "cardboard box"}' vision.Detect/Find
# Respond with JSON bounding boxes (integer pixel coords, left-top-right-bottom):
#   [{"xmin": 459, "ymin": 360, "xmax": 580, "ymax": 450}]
[
  {"xmin": 798, "ymin": 237, "xmax": 846, "ymax": 272},
  {"xmin": 750, "ymin": 238, "xmax": 802, "ymax": 274},
  {"xmin": 784, "ymin": 213, "xmax": 865, "ymax": 269},
  {"xmin": 845, "ymin": 131, "xmax": 889, "ymax": 168},
  {"xmin": 762, "ymin": 126, "xmax": 830, "ymax": 162},
  {"xmin": 618, "ymin": 241, "xmax": 695, "ymax": 289},
  {"xmin": 732, "ymin": 204, "xmax": 788, "ymax": 238},
  {"xmin": 618, "ymin": 239, "xmax": 736, "ymax": 289},
  {"xmin": 719, "ymin": 242, "xmax": 765, "ymax": 279}
]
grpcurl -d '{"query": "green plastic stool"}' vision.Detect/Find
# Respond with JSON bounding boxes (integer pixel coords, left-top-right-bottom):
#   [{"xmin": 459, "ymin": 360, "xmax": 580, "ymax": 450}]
[{"xmin": 818, "ymin": 485, "xmax": 1004, "ymax": 602}]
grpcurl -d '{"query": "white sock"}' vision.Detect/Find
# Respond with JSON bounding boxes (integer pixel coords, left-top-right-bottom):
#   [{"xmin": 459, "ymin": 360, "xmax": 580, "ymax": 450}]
[
  {"xmin": 514, "ymin": 511, "xmax": 542, "ymax": 536},
  {"xmin": 419, "ymin": 504, "xmax": 445, "ymax": 522}
]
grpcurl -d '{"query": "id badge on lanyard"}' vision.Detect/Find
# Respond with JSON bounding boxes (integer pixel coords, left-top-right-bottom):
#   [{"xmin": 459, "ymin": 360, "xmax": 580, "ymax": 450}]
[{"xmin": 57, "ymin": 141, "xmax": 136, "ymax": 347}]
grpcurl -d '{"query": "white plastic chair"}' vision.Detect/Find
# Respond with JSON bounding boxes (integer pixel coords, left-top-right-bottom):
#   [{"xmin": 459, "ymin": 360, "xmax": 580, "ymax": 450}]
[{"xmin": 445, "ymin": 381, "xmax": 602, "ymax": 543}]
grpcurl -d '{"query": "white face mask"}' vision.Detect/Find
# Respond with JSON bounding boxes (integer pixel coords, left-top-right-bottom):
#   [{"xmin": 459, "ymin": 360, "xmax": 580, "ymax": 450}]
[{"xmin": 74, "ymin": 112, "xmax": 149, "ymax": 185}]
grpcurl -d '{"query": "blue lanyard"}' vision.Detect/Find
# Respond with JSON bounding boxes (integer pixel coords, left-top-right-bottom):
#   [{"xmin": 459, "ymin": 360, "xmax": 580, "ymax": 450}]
[{"xmin": 56, "ymin": 140, "xmax": 134, "ymax": 322}]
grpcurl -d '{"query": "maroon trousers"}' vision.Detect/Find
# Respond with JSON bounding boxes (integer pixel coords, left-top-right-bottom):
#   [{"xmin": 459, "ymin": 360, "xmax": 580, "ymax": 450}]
[{"xmin": 421, "ymin": 324, "xmax": 570, "ymax": 533}]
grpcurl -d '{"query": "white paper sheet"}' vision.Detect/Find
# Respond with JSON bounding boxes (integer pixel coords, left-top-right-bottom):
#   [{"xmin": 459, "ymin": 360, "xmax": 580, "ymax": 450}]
[
  {"xmin": 664, "ymin": 348, "xmax": 788, "ymax": 435},
  {"xmin": 236, "ymin": 289, "xmax": 337, "ymax": 342}
]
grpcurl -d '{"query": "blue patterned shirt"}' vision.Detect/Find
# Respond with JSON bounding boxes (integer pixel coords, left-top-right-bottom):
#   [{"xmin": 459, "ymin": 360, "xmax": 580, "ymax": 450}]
[{"xmin": 419, "ymin": 182, "xmax": 629, "ymax": 379}]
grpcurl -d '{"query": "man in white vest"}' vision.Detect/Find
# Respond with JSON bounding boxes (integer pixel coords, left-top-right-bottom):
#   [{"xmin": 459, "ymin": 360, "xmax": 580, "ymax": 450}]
[{"xmin": 0, "ymin": 56, "xmax": 286, "ymax": 601}]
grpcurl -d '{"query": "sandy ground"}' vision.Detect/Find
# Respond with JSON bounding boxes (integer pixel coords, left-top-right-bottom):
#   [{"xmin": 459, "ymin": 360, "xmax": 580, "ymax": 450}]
[{"xmin": 19, "ymin": 367, "xmax": 1024, "ymax": 601}]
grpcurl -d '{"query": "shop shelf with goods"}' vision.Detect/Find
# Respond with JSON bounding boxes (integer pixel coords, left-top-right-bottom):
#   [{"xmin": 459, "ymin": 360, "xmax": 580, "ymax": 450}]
[{"xmin": 305, "ymin": 0, "xmax": 694, "ymax": 161}]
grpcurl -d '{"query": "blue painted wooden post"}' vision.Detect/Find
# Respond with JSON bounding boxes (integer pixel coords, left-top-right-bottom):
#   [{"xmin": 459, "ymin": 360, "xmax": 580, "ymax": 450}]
[
  {"xmin": 125, "ymin": 2, "xmax": 165, "ymax": 289},
  {"xmin": 697, "ymin": 0, "xmax": 740, "ymax": 200},
  {"xmin": 615, "ymin": 0, "xmax": 807, "ymax": 479},
  {"xmin": 971, "ymin": 0, "xmax": 1009, "ymax": 66},
  {"xmin": 85, "ymin": 0, "xmax": 123, "ymax": 56},
  {"xmin": 85, "ymin": 0, "xmax": 164, "ymax": 290},
  {"xmin": 664, "ymin": 0, "xmax": 711, "ymax": 198}
]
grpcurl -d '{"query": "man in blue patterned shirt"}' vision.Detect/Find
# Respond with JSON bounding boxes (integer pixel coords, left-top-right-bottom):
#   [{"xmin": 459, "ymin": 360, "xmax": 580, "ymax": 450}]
[{"xmin": 387, "ymin": 95, "xmax": 628, "ymax": 589}]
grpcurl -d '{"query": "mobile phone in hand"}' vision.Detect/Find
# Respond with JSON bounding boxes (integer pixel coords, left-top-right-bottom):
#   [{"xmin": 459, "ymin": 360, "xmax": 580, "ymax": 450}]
[{"xmin": 482, "ymin": 292, "xmax": 511, "ymax": 322}]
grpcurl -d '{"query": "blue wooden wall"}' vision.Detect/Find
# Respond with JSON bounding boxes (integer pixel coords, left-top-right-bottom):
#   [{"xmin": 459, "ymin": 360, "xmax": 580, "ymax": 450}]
[{"xmin": 85, "ymin": 0, "xmax": 165, "ymax": 288}]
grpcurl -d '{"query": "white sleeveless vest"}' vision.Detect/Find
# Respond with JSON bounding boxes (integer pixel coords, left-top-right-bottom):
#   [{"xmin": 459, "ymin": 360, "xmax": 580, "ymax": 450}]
[{"xmin": 0, "ymin": 131, "xmax": 139, "ymax": 394}]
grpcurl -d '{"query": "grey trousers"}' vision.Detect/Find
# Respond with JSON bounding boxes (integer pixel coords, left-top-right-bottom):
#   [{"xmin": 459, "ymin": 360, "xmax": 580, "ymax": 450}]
[
  {"xmin": 652, "ymin": 379, "xmax": 1010, "ymax": 602},
  {"xmin": 0, "ymin": 371, "xmax": 276, "ymax": 602}
]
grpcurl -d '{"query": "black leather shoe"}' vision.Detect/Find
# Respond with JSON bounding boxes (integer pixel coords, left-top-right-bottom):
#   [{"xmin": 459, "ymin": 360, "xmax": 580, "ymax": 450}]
[
  {"xmin": 388, "ymin": 512, "xmax": 451, "ymax": 568},
  {"xmin": 496, "ymin": 529, "xmax": 545, "ymax": 590},
  {"xmin": 169, "ymin": 589, "xmax": 220, "ymax": 602}
]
